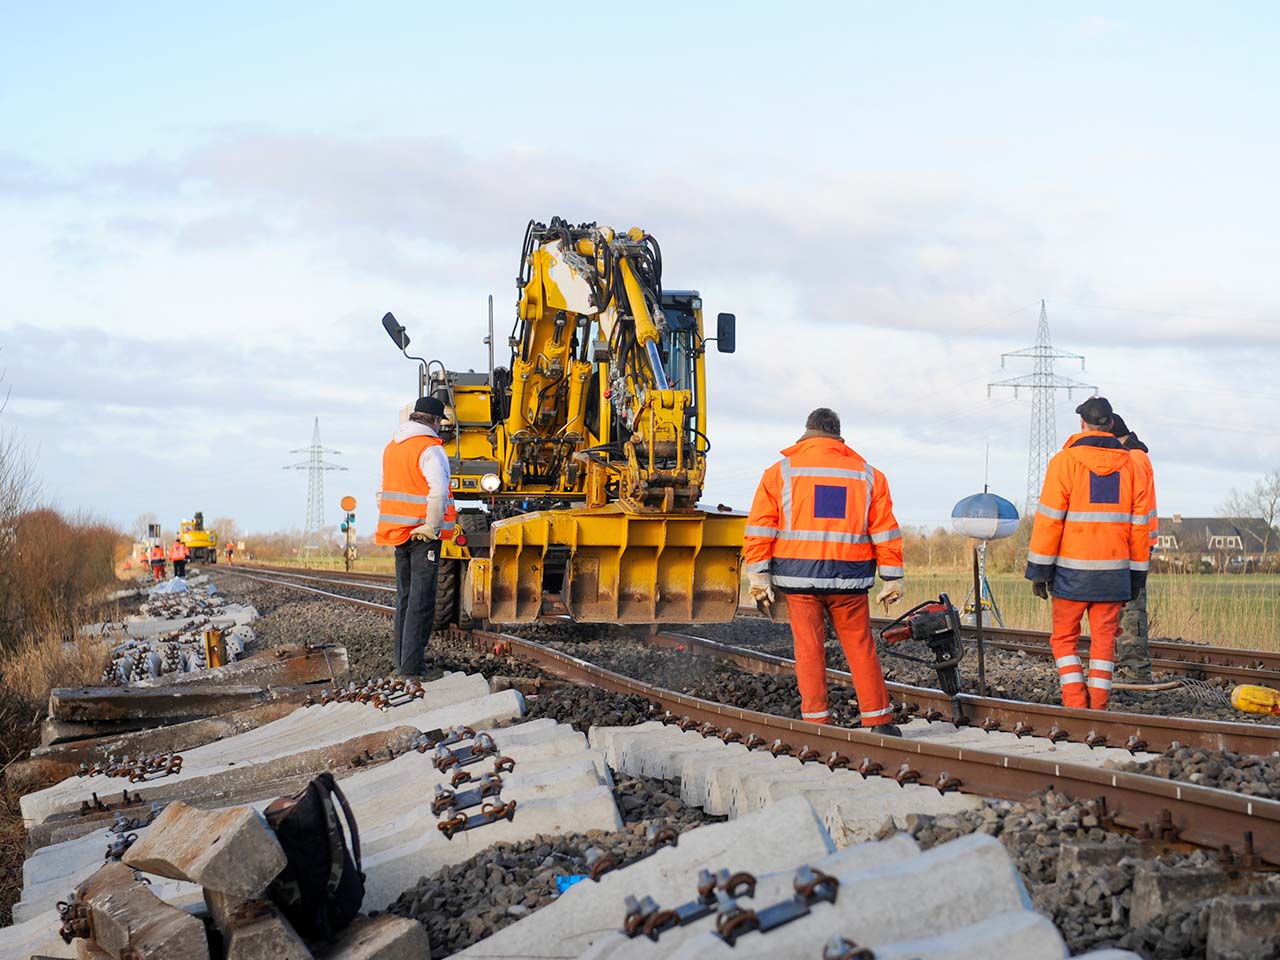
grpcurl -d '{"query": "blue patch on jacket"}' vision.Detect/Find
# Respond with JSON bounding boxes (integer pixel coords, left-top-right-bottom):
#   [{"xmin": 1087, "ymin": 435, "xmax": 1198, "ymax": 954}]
[
  {"xmin": 1089, "ymin": 472, "xmax": 1120, "ymax": 504},
  {"xmin": 812, "ymin": 484, "xmax": 847, "ymax": 519}
]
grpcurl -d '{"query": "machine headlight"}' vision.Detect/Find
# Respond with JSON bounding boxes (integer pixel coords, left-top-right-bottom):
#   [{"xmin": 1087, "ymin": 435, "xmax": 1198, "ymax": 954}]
[{"xmin": 480, "ymin": 473, "xmax": 502, "ymax": 493}]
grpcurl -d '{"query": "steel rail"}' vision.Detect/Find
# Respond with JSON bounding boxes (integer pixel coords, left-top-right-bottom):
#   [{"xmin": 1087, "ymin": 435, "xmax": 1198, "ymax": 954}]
[
  {"xmin": 219, "ymin": 568, "xmax": 1280, "ymax": 755},
  {"xmin": 219, "ymin": 564, "xmax": 1280, "ymax": 676},
  {"xmin": 648, "ymin": 631, "xmax": 1280, "ymax": 757},
  {"xmin": 463, "ymin": 628, "xmax": 1280, "ymax": 867},
  {"xmin": 217, "ymin": 567, "xmax": 1280, "ymax": 863}
]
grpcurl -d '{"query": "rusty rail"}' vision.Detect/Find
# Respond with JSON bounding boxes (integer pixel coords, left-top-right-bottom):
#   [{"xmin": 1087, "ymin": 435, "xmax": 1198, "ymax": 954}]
[
  {"xmin": 219, "ymin": 567, "xmax": 1280, "ymax": 863},
  {"xmin": 466, "ymin": 628, "xmax": 1280, "ymax": 867}
]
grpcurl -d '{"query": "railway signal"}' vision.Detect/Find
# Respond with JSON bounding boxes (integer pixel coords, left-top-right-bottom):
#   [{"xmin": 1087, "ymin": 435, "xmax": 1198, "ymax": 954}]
[{"xmin": 340, "ymin": 495, "xmax": 358, "ymax": 572}]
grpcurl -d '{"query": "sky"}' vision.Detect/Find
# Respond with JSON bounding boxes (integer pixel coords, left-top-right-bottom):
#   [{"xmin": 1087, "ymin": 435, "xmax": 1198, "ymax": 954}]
[{"xmin": 2, "ymin": 3, "xmax": 1279, "ymax": 538}]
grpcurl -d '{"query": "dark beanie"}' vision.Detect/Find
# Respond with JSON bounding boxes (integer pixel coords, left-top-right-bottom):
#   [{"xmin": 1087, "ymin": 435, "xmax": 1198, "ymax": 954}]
[
  {"xmin": 413, "ymin": 396, "xmax": 445, "ymax": 417},
  {"xmin": 1075, "ymin": 396, "xmax": 1113, "ymax": 426},
  {"xmin": 1109, "ymin": 414, "xmax": 1129, "ymax": 437}
]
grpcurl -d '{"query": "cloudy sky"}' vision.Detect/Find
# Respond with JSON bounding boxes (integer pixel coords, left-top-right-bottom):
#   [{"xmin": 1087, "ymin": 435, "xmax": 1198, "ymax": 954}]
[{"xmin": 2, "ymin": 4, "xmax": 1278, "ymax": 537}]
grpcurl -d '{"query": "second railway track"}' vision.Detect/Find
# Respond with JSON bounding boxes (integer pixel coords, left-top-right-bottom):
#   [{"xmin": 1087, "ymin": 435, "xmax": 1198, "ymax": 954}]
[{"xmin": 217, "ymin": 565, "xmax": 1280, "ymax": 867}]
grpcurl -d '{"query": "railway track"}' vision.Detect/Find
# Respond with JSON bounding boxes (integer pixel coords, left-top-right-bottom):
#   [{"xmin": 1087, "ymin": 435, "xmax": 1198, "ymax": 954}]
[
  {"xmin": 216, "ymin": 566, "xmax": 1280, "ymax": 867},
  {"xmin": 234, "ymin": 562, "xmax": 1280, "ymax": 683}
]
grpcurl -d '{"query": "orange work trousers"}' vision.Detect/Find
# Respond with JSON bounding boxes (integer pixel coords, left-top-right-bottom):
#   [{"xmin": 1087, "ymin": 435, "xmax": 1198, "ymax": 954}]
[
  {"xmin": 1050, "ymin": 597, "xmax": 1122, "ymax": 710},
  {"xmin": 786, "ymin": 593, "xmax": 893, "ymax": 727}
]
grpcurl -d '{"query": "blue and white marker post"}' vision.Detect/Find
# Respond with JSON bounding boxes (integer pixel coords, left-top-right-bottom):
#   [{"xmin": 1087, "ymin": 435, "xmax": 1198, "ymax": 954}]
[{"xmin": 951, "ymin": 491, "xmax": 1020, "ymax": 697}]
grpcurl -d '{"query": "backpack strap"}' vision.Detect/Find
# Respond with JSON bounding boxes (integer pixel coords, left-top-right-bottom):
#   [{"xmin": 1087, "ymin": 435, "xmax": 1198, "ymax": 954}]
[{"xmin": 314, "ymin": 772, "xmax": 362, "ymax": 885}]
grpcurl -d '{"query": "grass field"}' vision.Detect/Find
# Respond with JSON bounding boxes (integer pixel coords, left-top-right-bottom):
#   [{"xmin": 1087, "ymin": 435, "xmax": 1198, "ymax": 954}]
[{"xmin": 899, "ymin": 571, "xmax": 1280, "ymax": 651}]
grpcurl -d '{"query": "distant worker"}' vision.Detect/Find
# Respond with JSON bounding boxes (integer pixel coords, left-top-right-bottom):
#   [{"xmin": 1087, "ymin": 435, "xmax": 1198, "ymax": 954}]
[
  {"xmin": 375, "ymin": 396, "xmax": 457, "ymax": 677},
  {"xmin": 1109, "ymin": 413, "xmax": 1157, "ymax": 683},
  {"xmin": 226, "ymin": 543, "xmax": 234, "ymax": 564},
  {"xmin": 744, "ymin": 408, "xmax": 906, "ymax": 733},
  {"xmin": 168, "ymin": 537, "xmax": 189, "ymax": 578},
  {"xmin": 1026, "ymin": 397, "xmax": 1151, "ymax": 710},
  {"xmin": 148, "ymin": 543, "xmax": 166, "ymax": 582}
]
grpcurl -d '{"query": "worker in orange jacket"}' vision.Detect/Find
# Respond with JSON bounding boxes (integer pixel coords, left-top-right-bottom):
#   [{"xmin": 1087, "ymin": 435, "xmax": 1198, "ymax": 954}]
[
  {"xmin": 148, "ymin": 543, "xmax": 166, "ymax": 581},
  {"xmin": 375, "ymin": 396, "xmax": 458, "ymax": 677},
  {"xmin": 744, "ymin": 408, "xmax": 906, "ymax": 733},
  {"xmin": 1109, "ymin": 414, "xmax": 1157, "ymax": 682},
  {"xmin": 1026, "ymin": 397, "xmax": 1151, "ymax": 710},
  {"xmin": 168, "ymin": 538, "xmax": 189, "ymax": 579}
]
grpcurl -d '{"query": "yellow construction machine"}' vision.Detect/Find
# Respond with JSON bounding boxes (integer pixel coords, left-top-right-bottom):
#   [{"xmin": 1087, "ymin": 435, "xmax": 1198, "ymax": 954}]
[
  {"xmin": 179, "ymin": 512, "xmax": 219, "ymax": 563},
  {"xmin": 381, "ymin": 218, "xmax": 742, "ymax": 626}
]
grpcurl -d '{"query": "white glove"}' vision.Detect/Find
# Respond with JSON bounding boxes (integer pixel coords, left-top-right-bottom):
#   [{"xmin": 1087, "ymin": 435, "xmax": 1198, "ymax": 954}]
[
  {"xmin": 747, "ymin": 571, "xmax": 775, "ymax": 605},
  {"xmin": 409, "ymin": 524, "xmax": 439, "ymax": 542},
  {"xmin": 875, "ymin": 579, "xmax": 904, "ymax": 612}
]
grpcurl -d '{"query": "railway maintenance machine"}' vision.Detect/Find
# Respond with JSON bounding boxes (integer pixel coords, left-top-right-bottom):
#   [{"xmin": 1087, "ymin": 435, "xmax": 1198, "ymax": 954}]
[{"xmin": 381, "ymin": 218, "xmax": 743, "ymax": 627}]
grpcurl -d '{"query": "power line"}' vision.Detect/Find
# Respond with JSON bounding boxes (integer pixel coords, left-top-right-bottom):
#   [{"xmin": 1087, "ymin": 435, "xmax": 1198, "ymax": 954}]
[
  {"xmin": 989, "ymin": 299, "xmax": 1096, "ymax": 511},
  {"xmin": 283, "ymin": 417, "xmax": 347, "ymax": 559}
]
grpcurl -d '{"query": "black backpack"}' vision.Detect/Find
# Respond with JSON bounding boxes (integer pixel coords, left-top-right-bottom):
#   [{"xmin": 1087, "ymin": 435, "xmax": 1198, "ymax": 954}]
[{"xmin": 264, "ymin": 772, "xmax": 365, "ymax": 941}]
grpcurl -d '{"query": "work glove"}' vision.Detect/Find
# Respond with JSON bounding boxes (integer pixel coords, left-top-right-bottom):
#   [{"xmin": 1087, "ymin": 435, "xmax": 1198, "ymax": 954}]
[
  {"xmin": 409, "ymin": 524, "xmax": 440, "ymax": 542},
  {"xmin": 875, "ymin": 580, "xmax": 904, "ymax": 613},
  {"xmin": 1031, "ymin": 581, "xmax": 1050, "ymax": 600},
  {"xmin": 747, "ymin": 571, "xmax": 775, "ymax": 605}
]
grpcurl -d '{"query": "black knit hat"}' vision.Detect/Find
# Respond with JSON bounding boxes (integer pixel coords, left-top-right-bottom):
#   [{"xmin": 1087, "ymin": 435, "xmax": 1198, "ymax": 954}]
[
  {"xmin": 1075, "ymin": 396, "xmax": 1113, "ymax": 427},
  {"xmin": 1109, "ymin": 414, "xmax": 1130, "ymax": 438},
  {"xmin": 413, "ymin": 396, "xmax": 445, "ymax": 417}
]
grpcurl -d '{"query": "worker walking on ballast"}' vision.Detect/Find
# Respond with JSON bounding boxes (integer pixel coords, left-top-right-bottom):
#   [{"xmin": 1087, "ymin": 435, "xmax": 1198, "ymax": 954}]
[
  {"xmin": 375, "ymin": 396, "xmax": 457, "ymax": 678},
  {"xmin": 148, "ymin": 543, "xmax": 166, "ymax": 582},
  {"xmin": 744, "ymin": 408, "xmax": 906, "ymax": 733},
  {"xmin": 168, "ymin": 537, "xmax": 189, "ymax": 578},
  {"xmin": 1026, "ymin": 397, "xmax": 1151, "ymax": 710}
]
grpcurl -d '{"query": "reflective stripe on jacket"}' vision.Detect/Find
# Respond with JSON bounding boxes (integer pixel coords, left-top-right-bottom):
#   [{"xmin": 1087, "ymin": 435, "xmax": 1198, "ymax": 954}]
[
  {"xmin": 1026, "ymin": 431, "xmax": 1151, "ymax": 601},
  {"xmin": 375, "ymin": 434, "xmax": 457, "ymax": 546},
  {"xmin": 168, "ymin": 543, "xmax": 188, "ymax": 561},
  {"xmin": 744, "ymin": 434, "xmax": 903, "ymax": 594}
]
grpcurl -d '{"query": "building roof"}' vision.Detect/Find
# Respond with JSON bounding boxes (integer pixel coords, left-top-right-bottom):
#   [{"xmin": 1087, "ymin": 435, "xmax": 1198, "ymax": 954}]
[{"xmin": 1158, "ymin": 516, "xmax": 1279, "ymax": 552}]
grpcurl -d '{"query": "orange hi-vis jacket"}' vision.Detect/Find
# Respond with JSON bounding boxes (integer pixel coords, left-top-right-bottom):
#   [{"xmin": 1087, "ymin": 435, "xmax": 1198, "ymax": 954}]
[
  {"xmin": 1026, "ymin": 431, "xmax": 1151, "ymax": 602},
  {"xmin": 168, "ymin": 542, "xmax": 188, "ymax": 561},
  {"xmin": 375, "ymin": 434, "xmax": 457, "ymax": 547},
  {"xmin": 744, "ymin": 434, "xmax": 904, "ymax": 594},
  {"xmin": 149, "ymin": 545, "xmax": 164, "ymax": 562},
  {"xmin": 1128, "ymin": 447, "xmax": 1158, "ymax": 552}
]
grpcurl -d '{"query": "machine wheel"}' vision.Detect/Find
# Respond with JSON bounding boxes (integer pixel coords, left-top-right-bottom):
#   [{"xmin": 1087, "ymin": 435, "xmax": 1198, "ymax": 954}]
[{"xmin": 434, "ymin": 559, "xmax": 461, "ymax": 632}]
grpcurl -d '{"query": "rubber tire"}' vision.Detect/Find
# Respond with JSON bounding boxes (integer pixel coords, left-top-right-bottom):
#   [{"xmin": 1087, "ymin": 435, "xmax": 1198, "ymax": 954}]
[
  {"xmin": 434, "ymin": 559, "xmax": 460, "ymax": 632},
  {"xmin": 454, "ymin": 513, "xmax": 492, "ymax": 630}
]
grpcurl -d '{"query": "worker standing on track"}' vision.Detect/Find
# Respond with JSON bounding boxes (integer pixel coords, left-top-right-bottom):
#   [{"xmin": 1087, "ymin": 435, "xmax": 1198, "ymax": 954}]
[
  {"xmin": 375, "ymin": 396, "xmax": 457, "ymax": 678},
  {"xmin": 1026, "ymin": 397, "xmax": 1151, "ymax": 710},
  {"xmin": 1109, "ymin": 413, "xmax": 1157, "ymax": 683},
  {"xmin": 148, "ymin": 543, "xmax": 166, "ymax": 582},
  {"xmin": 744, "ymin": 408, "xmax": 907, "ymax": 733},
  {"xmin": 168, "ymin": 537, "xmax": 189, "ymax": 579}
]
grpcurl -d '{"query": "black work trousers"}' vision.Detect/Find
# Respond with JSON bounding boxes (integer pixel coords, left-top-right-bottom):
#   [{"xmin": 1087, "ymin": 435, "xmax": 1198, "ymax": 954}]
[
  {"xmin": 393, "ymin": 538, "xmax": 439, "ymax": 676},
  {"xmin": 173, "ymin": 559, "xmax": 187, "ymax": 578}
]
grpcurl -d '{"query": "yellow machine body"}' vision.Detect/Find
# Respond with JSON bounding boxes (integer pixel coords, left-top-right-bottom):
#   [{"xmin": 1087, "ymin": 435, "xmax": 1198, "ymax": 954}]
[
  {"xmin": 395, "ymin": 218, "xmax": 740, "ymax": 625},
  {"xmin": 465, "ymin": 504, "xmax": 744, "ymax": 623},
  {"xmin": 179, "ymin": 512, "xmax": 219, "ymax": 563}
]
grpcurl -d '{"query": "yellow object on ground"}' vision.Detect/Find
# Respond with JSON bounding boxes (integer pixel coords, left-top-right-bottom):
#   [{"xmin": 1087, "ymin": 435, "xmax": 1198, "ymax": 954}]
[{"xmin": 1231, "ymin": 683, "xmax": 1280, "ymax": 715}]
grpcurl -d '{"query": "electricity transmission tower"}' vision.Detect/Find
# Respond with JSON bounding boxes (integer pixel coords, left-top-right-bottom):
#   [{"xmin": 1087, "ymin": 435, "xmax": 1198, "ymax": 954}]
[
  {"xmin": 283, "ymin": 417, "xmax": 347, "ymax": 560},
  {"xmin": 989, "ymin": 300, "xmax": 1096, "ymax": 510}
]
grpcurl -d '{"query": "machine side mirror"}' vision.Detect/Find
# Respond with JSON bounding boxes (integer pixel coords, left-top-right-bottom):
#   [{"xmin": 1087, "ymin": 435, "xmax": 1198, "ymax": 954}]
[
  {"xmin": 715, "ymin": 313, "xmax": 736, "ymax": 354},
  {"xmin": 382, "ymin": 312, "xmax": 411, "ymax": 351}
]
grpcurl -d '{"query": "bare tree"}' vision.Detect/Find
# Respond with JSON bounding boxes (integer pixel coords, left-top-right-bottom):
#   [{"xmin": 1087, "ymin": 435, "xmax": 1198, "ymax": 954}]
[
  {"xmin": 209, "ymin": 516, "xmax": 241, "ymax": 547},
  {"xmin": 130, "ymin": 512, "xmax": 159, "ymax": 541},
  {"xmin": 1220, "ymin": 468, "xmax": 1280, "ymax": 554}
]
